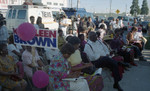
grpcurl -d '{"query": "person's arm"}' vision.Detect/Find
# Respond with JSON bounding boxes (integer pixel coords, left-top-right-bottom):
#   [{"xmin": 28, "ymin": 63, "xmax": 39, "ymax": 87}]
[
  {"xmin": 0, "ymin": 71, "xmax": 17, "ymax": 76},
  {"xmin": 12, "ymin": 50, "xmax": 22, "ymax": 57},
  {"xmin": 71, "ymin": 63, "xmax": 93, "ymax": 71}
]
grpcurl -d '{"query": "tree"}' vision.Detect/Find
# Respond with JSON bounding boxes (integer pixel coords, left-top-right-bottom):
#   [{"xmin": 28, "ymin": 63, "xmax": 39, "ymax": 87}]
[
  {"xmin": 130, "ymin": 0, "xmax": 141, "ymax": 16},
  {"xmin": 141, "ymin": 0, "xmax": 149, "ymax": 15}
]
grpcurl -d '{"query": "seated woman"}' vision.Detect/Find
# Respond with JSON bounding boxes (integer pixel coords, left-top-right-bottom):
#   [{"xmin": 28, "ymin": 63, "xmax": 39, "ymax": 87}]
[
  {"xmin": 109, "ymin": 29, "xmax": 136, "ymax": 66},
  {"xmin": 7, "ymin": 35, "xmax": 25, "ymax": 78},
  {"xmin": 127, "ymin": 26, "xmax": 146, "ymax": 61},
  {"xmin": 78, "ymin": 34, "xmax": 87, "ymax": 52},
  {"xmin": 127, "ymin": 26, "xmax": 143, "ymax": 51},
  {"xmin": 67, "ymin": 36, "xmax": 104, "ymax": 91},
  {"xmin": 22, "ymin": 46, "xmax": 44, "ymax": 79},
  {"xmin": 48, "ymin": 43, "xmax": 90, "ymax": 91},
  {"xmin": 0, "ymin": 43, "xmax": 27, "ymax": 91}
]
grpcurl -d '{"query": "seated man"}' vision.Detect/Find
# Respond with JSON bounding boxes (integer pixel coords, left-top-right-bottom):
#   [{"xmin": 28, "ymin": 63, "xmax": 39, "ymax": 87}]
[{"xmin": 84, "ymin": 31, "xmax": 123, "ymax": 91}]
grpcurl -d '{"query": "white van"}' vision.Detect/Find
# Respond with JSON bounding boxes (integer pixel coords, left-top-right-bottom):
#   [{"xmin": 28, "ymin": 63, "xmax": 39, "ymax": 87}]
[
  {"xmin": 123, "ymin": 16, "xmax": 134, "ymax": 27},
  {"xmin": 6, "ymin": 5, "xmax": 59, "ymax": 33}
]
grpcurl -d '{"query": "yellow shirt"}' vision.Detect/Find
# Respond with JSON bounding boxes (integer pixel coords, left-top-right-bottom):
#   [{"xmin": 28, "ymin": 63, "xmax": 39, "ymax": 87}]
[{"xmin": 67, "ymin": 50, "xmax": 82, "ymax": 66}]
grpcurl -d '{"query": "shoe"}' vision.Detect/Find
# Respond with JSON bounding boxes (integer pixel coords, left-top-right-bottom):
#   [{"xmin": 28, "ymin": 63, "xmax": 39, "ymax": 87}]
[
  {"xmin": 113, "ymin": 84, "xmax": 123, "ymax": 91},
  {"xmin": 130, "ymin": 62, "xmax": 137, "ymax": 66},
  {"xmin": 118, "ymin": 62, "xmax": 130, "ymax": 68}
]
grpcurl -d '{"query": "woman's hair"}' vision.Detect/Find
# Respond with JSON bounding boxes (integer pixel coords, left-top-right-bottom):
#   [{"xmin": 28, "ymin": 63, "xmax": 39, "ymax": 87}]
[
  {"xmin": 78, "ymin": 34, "xmax": 84, "ymax": 39},
  {"xmin": 36, "ymin": 17, "xmax": 42, "ymax": 24},
  {"xmin": 66, "ymin": 36, "xmax": 73, "ymax": 42},
  {"xmin": 68, "ymin": 36, "xmax": 81, "ymax": 45},
  {"xmin": 8, "ymin": 34, "xmax": 14, "ymax": 44},
  {"xmin": 131, "ymin": 26, "xmax": 138, "ymax": 32},
  {"xmin": 96, "ymin": 31, "xmax": 100, "ymax": 37},
  {"xmin": 99, "ymin": 24, "xmax": 105, "ymax": 29},
  {"xmin": 60, "ymin": 43, "xmax": 75, "ymax": 55},
  {"xmin": 58, "ymin": 28, "xmax": 63, "ymax": 33}
]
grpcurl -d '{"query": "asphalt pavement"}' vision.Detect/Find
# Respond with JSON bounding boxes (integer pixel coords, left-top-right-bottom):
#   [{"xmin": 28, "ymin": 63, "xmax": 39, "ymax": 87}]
[{"xmin": 103, "ymin": 49, "xmax": 150, "ymax": 91}]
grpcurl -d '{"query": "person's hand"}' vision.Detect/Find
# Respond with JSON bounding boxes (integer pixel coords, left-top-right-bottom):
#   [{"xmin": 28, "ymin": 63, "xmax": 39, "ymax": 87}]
[{"xmin": 66, "ymin": 71, "xmax": 81, "ymax": 78}]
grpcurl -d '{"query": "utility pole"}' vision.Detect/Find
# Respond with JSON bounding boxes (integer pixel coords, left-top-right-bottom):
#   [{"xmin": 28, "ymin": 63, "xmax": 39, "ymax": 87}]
[
  {"xmin": 109, "ymin": 0, "xmax": 112, "ymax": 17},
  {"xmin": 71, "ymin": 0, "xmax": 72, "ymax": 8},
  {"xmin": 77, "ymin": 0, "xmax": 80, "ymax": 10}
]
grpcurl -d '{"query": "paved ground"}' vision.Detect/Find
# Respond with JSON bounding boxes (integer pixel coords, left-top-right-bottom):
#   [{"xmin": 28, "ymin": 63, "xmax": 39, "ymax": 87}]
[{"xmin": 103, "ymin": 49, "xmax": 150, "ymax": 91}]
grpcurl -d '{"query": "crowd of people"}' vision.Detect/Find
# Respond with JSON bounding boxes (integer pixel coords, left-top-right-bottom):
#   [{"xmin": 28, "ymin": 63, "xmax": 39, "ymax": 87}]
[{"xmin": 0, "ymin": 13, "xmax": 148, "ymax": 91}]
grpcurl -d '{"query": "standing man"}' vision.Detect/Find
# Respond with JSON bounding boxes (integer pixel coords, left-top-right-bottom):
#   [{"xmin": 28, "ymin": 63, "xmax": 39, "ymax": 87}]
[
  {"xmin": 30, "ymin": 16, "xmax": 39, "ymax": 29},
  {"xmin": 119, "ymin": 17, "xmax": 124, "ymax": 28},
  {"xmin": 87, "ymin": 17, "xmax": 96, "ymax": 30},
  {"xmin": 0, "ymin": 14, "xmax": 8, "ymax": 44},
  {"xmin": 60, "ymin": 15, "xmax": 69, "ymax": 36}
]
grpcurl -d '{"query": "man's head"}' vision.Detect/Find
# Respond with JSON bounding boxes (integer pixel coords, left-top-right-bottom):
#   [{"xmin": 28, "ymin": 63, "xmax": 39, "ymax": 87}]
[
  {"xmin": 88, "ymin": 17, "xmax": 92, "ymax": 22},
  {"xmin": 88, "ymin": 31, "xmax": 97, "ymax": 42},
  {"xmin": 116, "ymin": 19, "xmax": 119, "ymax": 24},
  {"xmin": 30, "ymin": 16, "xmax": 35, "ymax": 24},
  {"xmin": 101, "ymin": 19, "xmax": 104, "ymax": 23},
  {"xmin": 58, "ymin": 29, "xmax": 63, "ymax": 36},
  {"xmin": 134, "ymin": 18, "xmax": 137, "ymax": 23}
]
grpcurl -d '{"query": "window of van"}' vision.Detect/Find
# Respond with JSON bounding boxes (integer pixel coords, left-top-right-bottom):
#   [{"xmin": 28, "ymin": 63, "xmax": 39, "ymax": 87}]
[
  {"xmin": 12, "ymin": 9, "xmax": 16, "ymax": 19},
  {"xmin": 129, "ymin": 18, "xmax": 134, "ymax": 22},
  {"xmin": 8, "ymin": 9, "xmax": 12, "ymax": 19},
  {"xmin": 123, "ymin": 17, "xmax": 128, "ymax": 21},
  {"xmin": 17, "ymin": 10, "xmax": 26, "ymax": 19}
]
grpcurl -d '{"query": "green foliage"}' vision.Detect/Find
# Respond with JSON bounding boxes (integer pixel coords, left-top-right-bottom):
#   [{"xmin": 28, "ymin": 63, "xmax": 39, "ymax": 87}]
[
  {"xmin": 141, "ymin": 0, "xmax": 149, "ymax": 15},
  {"xmin": 130, "ymin": 0, "xmax": 141, "ymax": 15}
]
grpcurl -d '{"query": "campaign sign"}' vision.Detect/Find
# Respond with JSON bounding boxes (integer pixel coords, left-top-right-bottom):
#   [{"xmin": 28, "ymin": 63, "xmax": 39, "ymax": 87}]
[{"xmin": 13, "ymin": 29, "xmax": 58, "ymax": 49}]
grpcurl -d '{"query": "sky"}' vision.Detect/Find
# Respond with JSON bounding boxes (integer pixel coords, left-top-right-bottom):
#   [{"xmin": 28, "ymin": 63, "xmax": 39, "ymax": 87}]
[{"xmin": 70, "ymin": 0, "xmax": 150, "ymax": 14}]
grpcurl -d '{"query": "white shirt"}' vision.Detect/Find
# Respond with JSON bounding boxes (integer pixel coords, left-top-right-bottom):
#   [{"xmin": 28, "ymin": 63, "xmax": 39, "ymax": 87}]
[
  {"xmin": 119, "ymin": 20, "xmax": 124, "ymax": 28},
  {"xmin": 110, "ymin": 20, "xmax": 116, "ymax": 26},
  {"xmin": 60, "ymin": 18, "xmax": 68, "ymax": 36},
  {"xmin": 98, "ymin": 29, "xmax": 106, "ymax": 40},
  {"xmin": 113, "ymin": 23, "xmax": 120, "ymax": 30},
  {"xmin": 134, "ymin": 31, "xmax": 143, "ymax": 41},
  {"xmin": 7, "ymin": 44, "xmax": 22, "ymax": 63},
  {"xmin": 22, "ymin": 49, "xmax": 40, "ymax": 78},
  {"xmin": 44, "ymin": 48, "xmax": 59, "ymax": 61},
  {"xmin": 98, "ymin": 23, "xmax": 107, "ymax": 30},
  {"xmin": 84, "ymin": 40, "xmax": 110, "ymax": 61}
]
